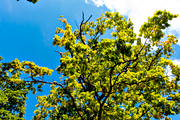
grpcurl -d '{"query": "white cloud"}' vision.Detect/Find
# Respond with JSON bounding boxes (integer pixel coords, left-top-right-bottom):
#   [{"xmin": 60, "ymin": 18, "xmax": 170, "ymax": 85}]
[
  {"xmin": 166, "ymin": 59, "xmax": 180, "ymax": 80},
  {"xmin": 172, "ymin": 59, "xmax": 180, "ymax": 66},
  {"xmin": 91, "ymin": 0, "xmax": 104, "ymax": 7},
  {"xmin": 87, "ymin": 0, "xmax": 180, "ymax": 45}
]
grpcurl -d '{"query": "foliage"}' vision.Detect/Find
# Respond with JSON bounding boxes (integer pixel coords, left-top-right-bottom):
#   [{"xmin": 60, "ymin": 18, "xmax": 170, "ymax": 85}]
[
  {"xmin": 1, "ymin": 10, "xmax": 180, "ymax": 120},
  {"xmin": 17, "ymin": 0, "xmax": 39, "ymax": 4},
  {"xmin": 0, "ymin": 58, "xmax": 53, "ymax": 119}
]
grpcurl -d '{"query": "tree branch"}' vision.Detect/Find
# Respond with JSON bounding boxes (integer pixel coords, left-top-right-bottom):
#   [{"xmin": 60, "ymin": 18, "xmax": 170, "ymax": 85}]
[
  {"xmin": 24, "ymin": 77, "xmax": 85, "ymax": 120},
  {"xmin": 79, "ymin": 12, "xmax": 92, "ymax": 45},
  {"xmin": 147, "ymin": 48, "xmax": 162, "ymax": 70},
  {"xmin": 96, "ymin": 38, "xmax": 149, "ymax": 119}
]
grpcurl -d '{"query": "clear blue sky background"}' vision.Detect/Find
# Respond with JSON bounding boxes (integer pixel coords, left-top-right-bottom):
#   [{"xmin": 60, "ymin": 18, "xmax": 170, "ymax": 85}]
[{"xmin": 0, "ymin": 0, "xmax": 179, "ymax": 119}]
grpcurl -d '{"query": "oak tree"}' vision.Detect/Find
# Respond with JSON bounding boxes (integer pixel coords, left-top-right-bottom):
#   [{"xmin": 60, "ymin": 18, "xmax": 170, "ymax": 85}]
[{"xmin": 0, "ymin": 10, "xmax": 180, "ymax": 120}]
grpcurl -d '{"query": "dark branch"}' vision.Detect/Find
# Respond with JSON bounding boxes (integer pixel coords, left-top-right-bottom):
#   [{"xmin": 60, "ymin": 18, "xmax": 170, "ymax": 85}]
[
  {"xmin": 79, "ymin": 12, "xmax": 92, "ymax": 45},
  {"xmin": 97, "ymin": 39, "xmax": 149, "ymax": 119},
  {"xmin": 24, "ymin": 77, "xmax": 85, "ymax": 120},
  {"xmin": 147, "ymin": 48, "xmax": 162, "ymax": 70}
]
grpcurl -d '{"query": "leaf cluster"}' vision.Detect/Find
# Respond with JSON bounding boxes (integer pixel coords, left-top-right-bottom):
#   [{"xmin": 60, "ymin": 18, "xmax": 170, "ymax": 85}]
[{"xmin": 0, "ymin": 58, "xmax": 53, "ymax": 119}]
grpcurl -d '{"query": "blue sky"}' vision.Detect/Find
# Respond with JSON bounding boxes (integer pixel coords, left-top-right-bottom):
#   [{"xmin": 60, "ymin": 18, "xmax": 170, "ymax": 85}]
[{"xmin": 0, "ymin": 0, "xmax": 180, "ymax": 119}]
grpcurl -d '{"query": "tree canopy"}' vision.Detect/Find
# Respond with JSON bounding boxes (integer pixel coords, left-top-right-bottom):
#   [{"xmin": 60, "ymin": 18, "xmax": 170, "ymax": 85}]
[
  {"xmin": 0, "ymin": 10, "xmax": 180, "ymax": 120},
  {"xmin": 17, "ymin": 0, "xmax": 39, "ymax": 4}
]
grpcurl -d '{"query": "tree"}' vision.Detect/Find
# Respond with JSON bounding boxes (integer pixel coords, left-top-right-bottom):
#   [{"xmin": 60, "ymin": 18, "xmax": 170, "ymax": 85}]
[
  {"xmin": 17, "ymin": 0, "xmax": 39, "ymax": 4},
  {"xmin": 0, "ymin": 10, "xmax": 180, "ymax": 120}
]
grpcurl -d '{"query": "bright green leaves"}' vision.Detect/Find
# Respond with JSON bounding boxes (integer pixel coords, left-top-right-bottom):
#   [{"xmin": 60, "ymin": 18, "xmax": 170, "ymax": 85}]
[
  {"xmin": 161, "ymin": 35, "xmax": 178, "ymax": 58},
  {"xmin": 0, "ymin": 58, "xmax": 53, "ymax": 119},
  {"xmin": 33, "ymin": 84, "xmax": 84, "ymax": 120},
  {"xmin": 1, "ymin": 10, "xmax": 179, "ymax": 120},
  {"xmin": 53, "ymin": 17, "xmax": 76, "ymax": 51},
  {"xmin": 1, "ymin": 59, "xmax": 53, "ymax": 80},
  {"xmin": 21, "ymin": 61, "xmax": 53, "ymax": 77},
  {"xmin": 51, "ymin": 10, "xmax": 180, "ymax": 120},
  {"xmin": 139, "ymin": 10, "xmax": 178, "ymax": 43}
]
